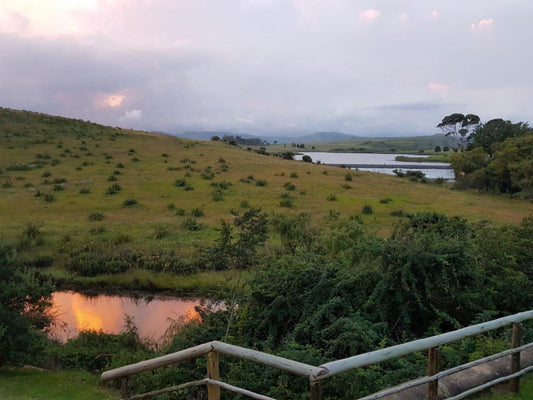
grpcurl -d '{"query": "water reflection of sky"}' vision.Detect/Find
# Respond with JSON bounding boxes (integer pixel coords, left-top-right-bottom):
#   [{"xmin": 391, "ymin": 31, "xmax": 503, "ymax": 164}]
[{"xmin": 49, "ymin": 291, "xmax": 202, "ymax": 343}]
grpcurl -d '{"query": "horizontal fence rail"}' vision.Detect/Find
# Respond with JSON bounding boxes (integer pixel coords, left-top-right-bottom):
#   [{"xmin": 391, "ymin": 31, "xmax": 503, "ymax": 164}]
[{"xmin": 101, "ymin": 310, "xmax": 533, "ymax": 400}]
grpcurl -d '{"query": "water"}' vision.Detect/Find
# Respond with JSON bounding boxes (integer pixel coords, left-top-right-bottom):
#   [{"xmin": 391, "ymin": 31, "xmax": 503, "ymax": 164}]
[
  {"xmin": 295, "ymin": 152, "xmax": 454, "ymax": 179},
  {"xmin": 49, "ymin": 291, "xmax": 204, "ymax": 343}
]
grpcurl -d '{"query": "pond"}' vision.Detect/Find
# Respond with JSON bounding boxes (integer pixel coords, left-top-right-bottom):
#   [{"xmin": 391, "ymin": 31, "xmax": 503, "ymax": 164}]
[
  {"xmin": 295, "ymin": 152, "xmax": 455, "ymax": 179},
  {"xmin": 49, "ymin": 291, "xmax": 206, "ymax": 343}
]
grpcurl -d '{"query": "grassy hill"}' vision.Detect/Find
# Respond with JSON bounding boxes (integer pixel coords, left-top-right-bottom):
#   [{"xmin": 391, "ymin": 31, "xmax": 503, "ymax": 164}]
[{"xmin": 1, "ymin": 108, "xmax": 531, "ymax": 292}]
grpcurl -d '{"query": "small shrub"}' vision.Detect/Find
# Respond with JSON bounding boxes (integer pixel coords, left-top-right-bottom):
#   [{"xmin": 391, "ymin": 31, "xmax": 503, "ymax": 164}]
[
  {"xmin": 247, "ymin": 175, "xmax": 254, "ymax": 180},
  {"xmin": 44, "ymin": 193, "xmax": 56, "ymax": 202},
  {"xmin": 41, "ymin": 171, "xmax": 52, "ymax": 177},
  {"xmin": 379, "ymin": 197, "xmax": 392, "ymax": 204},
  {"xmin": 280, "ymin": 192, "xmax": 292, "ymax": 199},
  {"xmin": 167, "ymin": 202, "xmax": 176, "ymax": 210},
  {"xmin": 175, "ymin": 178, "xmax": 187, "ymax": 187},
  {"xmin": 128, "ymin": 148, "xmax": 136, "ymax": 153},
  {"xmin": 54, "ymin": 178, "xmax": 67, "ymax": 184},
  {"xmin": 390, "ymin": 209, "xmax": 405, "ymax": 217},
  {"xmin": 327, "ymin": 194, "xmax": 337, "ymax": 201},
  {"xmin": 255, "ymin": 179, "xmax": 267, "ymax": 187},
  {"xmin": 79, "ymin": 187, "xmax": 90, "ymax": 194},
  {"xmin": 184, "ymin": 184, "xmax": 194, "ymax": 191},
  {"xmin": 279, "ymin": 198, "xmax": 293, "ymax": 208},
  {"xmin": 175, "ymin": 208, "xmax": 186, "ymax": 216},
  {"xmin": 240, "ymin": 200, "xmax": 250, "ymax": 208},
  {"xmin": 191, "ymin": 207, "xmax": 204, "ymax": 217},
  {"xmin": 105, "ymin": 183, "xmax": 122, "ymax": 195},
  {"xmin": 212, "ymin": 189, "xmax": 224, "ymax": 202},
  {"xmin": 51, "ymin": 159, "xmax": 60, "ymax": 166},
  {"xmin": 131, "ymin": 157, "xmax": 140, "ymax": 162},
  {"xmin": 53, "ymin": 184, "xmax": 64, "ymax": 191},
  {"xmin": 113, "ymin": 170, "xmax": 121, "ymax": 175},
  {"xmin": 89, "ymin": 213, "xmax": 105, "ymax": 221},
  {"xmin": 361, "ymin": 205, "xmax": 374, "ymax": 215},
  {"xmin": 107, "ymin": 175, "xmax": 117, "ymax": 181},
  {"xmin": 321, "ymin": 170, "xmax": 328, "ymax": 175},
  {"xmin": 116, "ymin": 162, "xmax": 124, "ymax": 168},
  {"xmin": 290, "ymin": 172, "xmax": 298, "ymax": 178},
  {"xmin": 218, "ymin": 158, "xmax": 226, "ymax": 163},
  {"xmin": 433, "ymin": 177, "xmax": 445, "ymax": 185},
  {"xmin": 283, "ymin": 182, "xmax": 296, "ymax": 191},
  {"xmin": 341, "ymin": 184, "xmax": 352, "ymax": 190},
  {"xmin": 34, "ymin": 190, "xmax": 42, "ymax": 197},
  {"xmin": 89, "ymin": 225, "xmax": 106, "ymax": 235},
  {"xmin": 344, "ymin": 173, "xmax": 353, "ymax": 181},
  {"xmin": 162, "ymin": 153, "xmax": 169, "ymax": 157},
  {"xmin": 114, "ymin": 233, "xmax": 132, "ymax": 245},
  {"xmin": 122, "ymin": 198, "xmax": 138, "ymax": 207},
  {"xmin": 183, "ymin": 217, "xmax": 202, "ymax": 231}
]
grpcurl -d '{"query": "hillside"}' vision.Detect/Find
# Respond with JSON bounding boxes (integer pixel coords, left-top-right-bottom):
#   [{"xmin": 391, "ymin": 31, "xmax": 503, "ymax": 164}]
[{"xmin": 1, "ymin": 107, "xmax": 532, "ymax": 291}]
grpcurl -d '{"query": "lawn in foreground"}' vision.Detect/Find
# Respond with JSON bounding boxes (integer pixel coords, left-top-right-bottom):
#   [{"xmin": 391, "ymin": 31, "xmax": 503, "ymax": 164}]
[{"xmin": 0, "ymin": 368, "xmax": 118, "ymax": 400}]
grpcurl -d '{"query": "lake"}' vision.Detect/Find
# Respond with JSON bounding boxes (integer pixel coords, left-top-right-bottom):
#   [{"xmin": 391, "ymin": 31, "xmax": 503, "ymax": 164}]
[
  {"xmin": 294, "ymin": 152, "xmax": 455, "ymax": 179},
  {"xmin": 49, "ymin": 291, "xmax": 206, "ymax": 343}
]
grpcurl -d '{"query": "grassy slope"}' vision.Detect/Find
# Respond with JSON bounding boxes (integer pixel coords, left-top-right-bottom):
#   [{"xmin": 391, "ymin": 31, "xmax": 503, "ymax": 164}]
[
  {"xmin": 1, "ymin": 108, "xmax": 532, "ymax": 290},
  {"xmin": 475, "ymin": 374, "xmax": 533, "ymax": 399},
  {"xmin": 0, "ymin": 369, "xmax": 118, "ymax": 400}
]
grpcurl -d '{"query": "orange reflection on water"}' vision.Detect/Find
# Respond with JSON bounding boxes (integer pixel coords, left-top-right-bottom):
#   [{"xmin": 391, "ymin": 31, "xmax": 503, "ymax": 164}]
[{"xmin": 50, "ymin": 292, "xmax": 203, "ymax": 343}]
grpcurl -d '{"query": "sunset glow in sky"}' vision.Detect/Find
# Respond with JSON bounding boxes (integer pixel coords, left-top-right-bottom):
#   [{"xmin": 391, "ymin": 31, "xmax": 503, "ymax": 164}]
[{"xmin": 1, "ymin": 0, "xmax": 531, "ymax": 136}]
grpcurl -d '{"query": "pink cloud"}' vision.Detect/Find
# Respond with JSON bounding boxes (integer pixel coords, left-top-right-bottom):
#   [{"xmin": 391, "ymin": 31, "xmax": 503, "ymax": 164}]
[
  {"xmin": 428, "ymin": 82, "xmax": 449, "ymax": 92},
  {"xmin": 104, "ymin": 94, "xmax": 126, "ymax": 107},
  {"xmin": 471, "ymin": 18, "xmax": 494, "ymax": 29},
  {"xmin": 360, "ymin": 9, "xmax": 380, "ymax": 21},
  {"xmin": 430, "ymin": 10, "xmax": 439, "ymax": 18}
]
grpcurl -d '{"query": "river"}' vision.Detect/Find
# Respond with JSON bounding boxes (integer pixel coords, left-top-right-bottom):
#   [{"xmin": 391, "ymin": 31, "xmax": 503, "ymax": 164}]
[
  {"xmin": 49, "ymin": 291, "xmax": 206, "ymax": 343},
  {"xmin": 294, "ymin": 152, "xmax": 455, "ymax": 179}
]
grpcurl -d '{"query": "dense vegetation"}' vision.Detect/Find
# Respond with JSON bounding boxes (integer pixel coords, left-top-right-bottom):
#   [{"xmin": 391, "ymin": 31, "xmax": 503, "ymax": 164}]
[
  {"xmin": 1, "ymin": 108, "xmax": 532, "ymax": 398},
  {"xmin": 449, "ymin": 117, "xmax": 532, "ymax": 197}
]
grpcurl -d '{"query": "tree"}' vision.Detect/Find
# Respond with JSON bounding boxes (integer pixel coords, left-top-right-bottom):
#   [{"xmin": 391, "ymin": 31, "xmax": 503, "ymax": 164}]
[
  {"xmin": 434, "ymin": 145, "xmax": 441, "ymax": 153},
  {"xmin": 437, "ymin": 113, "xmax": 480, "ymax": 152},
  {"xmin": 301, "ymin": 155, "xmax": 313, "ymax": 163},
  {"xmin": 0, "ymin": 243, "xmax": 54, "ymax": 366},
  {"xmin": 468, "ymin": 119, "xmax": 530, "ymax": 155}
]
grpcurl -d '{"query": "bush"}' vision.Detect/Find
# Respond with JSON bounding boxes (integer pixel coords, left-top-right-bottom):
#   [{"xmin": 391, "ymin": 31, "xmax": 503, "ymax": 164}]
[
  {"xmin": 41, "ymin": 171, "xmax": 51, "ymax": 177},
  {"xmin": 341, "ymin": 184, "xmax": 352, "ymax": 190},
  {"xmin": 283, "ymin": 182, "xmax": 296, "ymax": 191},
  {"xmin": 53, "ymin": 184, "xmax": 64, "ymax": 191},
  {"xmin": 290, "ymin": 172, "xmax": 298, "ymax": 178},
  {"xmin": 107, "ymin": 175, "xmax": 117, "ymax": 181},
  {"xmin": 240, "ymin": 200, "xmax": 250, "ymax": 208},
  {"xmin": 175, "ymin": 208, "xmax": 186, "ymax": 216},
  {"xmin": 54, "ymin": 178, "xmax": 67, "ymax": 184},
  {"xmin": 390, "ymin": 209, "xmax": 405, "ymax": 217},
  {"xmin": 122, "ymin": 198, "xmax": 138, "ymax": 207},
  {"xmin": 79, "ymin": 187, "xmax": 90, "ymax": 194},
  {"xmin": 105, "ymin": 184, "xmax": 122, "ymax": 195},
  {"xmin": 67, "ymin": 244, "xmax": 138, "ymax": 276},
  {"xmin": 175, "ymin": 178, "xmax": 187, "ymax": 187},
  {"xmin": 44, "ymin": 193, "xmax": 56, "ymax": 202},
  {"xmin": 191, "ymin": 207, "xmax": 204, "ymax": 217},
  {"xmin": 379, "ymin": 198, "xmax": 392, "ymax": 204},
  {"xmin": 279, "ymin": 198, "xmax": 293, "ymax": 208},
  {"xmin": 327, "ymin": 194, "xmax": 337, "ymax": 201},
  {"xmin": 183, "ymin": 217, "xmax": 202, "ymax": 231},
  {"xmin": 212, "ymin": 189, "xmax": 224, "ymax": 202},
  {"xmin": 345, "ymin": 173, "xmax": 353, "ymax": 181},
  {"xmin": 154, "ymin": 225, "xmax": 170, "ymax": 239},
  {"xmin": 255, "ymin": 179, "xmax": 267, "ymax": 187},
  {"xmin": 88, "ymin": 213, "xmax": 104, "ymax": 221},
  {"xmin": 116, "ymin": 162, "xmax": 124, "ymax": 168},
  {"xmin": 361, "ymin": 205, "xmax": 373, "ymax": 214}
]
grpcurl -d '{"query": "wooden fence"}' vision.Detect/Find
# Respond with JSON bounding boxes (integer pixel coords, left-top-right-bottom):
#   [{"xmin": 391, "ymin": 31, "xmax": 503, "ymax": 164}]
[{"xmin": 101, "ymin": 310, "xmax": 533, "ymax": 400}]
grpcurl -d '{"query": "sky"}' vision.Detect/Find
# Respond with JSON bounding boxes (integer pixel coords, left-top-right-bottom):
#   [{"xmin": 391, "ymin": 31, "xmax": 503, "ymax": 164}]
[{"xmin": 1, "ymin": 1, "xmax": 532, "ymax": 137}]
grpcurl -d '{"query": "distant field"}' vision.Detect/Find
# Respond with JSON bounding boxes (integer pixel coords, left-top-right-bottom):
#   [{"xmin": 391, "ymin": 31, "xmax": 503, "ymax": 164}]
[{"xmin": 1, "ymin": 108, "xmax": 532, "ymax": 291}]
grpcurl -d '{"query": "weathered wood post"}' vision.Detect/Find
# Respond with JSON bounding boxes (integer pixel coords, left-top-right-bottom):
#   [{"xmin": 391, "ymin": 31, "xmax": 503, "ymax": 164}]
[
  {"xmin": 510, "ymin": 323, "xmax": 522, "ymax": 393},
  {"xmin": 120, "ymin": 376, "xmax": 130, "ymax": 399},
  {"xmin": 310, "ymin": 381, "xmax": 322, "ymax": 400},
  {"xmin": 207, "ymin": 351, "xmax": 221, "ymax": 400},
  {"xmin": 428, "ymin": 347, "xmax": 439, "ymax": 400}
]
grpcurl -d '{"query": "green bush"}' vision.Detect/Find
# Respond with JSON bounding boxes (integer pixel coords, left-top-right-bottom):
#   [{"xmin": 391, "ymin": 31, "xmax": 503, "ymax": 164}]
[
  {"xmin": 279, "ymin": 198, "xmax": 293, "ymax": 208},
  {"xmin": 361, "ymin": 205, "xmax": 373, "ymax": 214},
  {"xmin": 79, "ymin": 187, "xmax": 90, "ymax": 194},
  {"xmin": 107, "ymin": 175, "xmax": 117, "ymax": 181},
  {"xmin": 327, "ymin": 194, "xmax": 337, "ymax": 201},
  {"xmin": 183, "ymin": 217, "xmax": 202, "ymax": 231},
  {"xmin": 191, "ymin": 207, "xmax": 204, "ymax": 217},
  {"xmin": 283, "ymin": 182, "xmax": 296, "ymax": 191},
  {"xmin": 122, "ymin": 198, "xmax": 138, "ymax": 207},
  {"xmin": 345, "ymin": 173, "xmax": 353, "ymax": 181},
  {"xmin": 255, "ymin": 179, "xmax": 267, "ymax": 187},
  {"xmin": 88, "ymin": 213, "xmax": 104, "ymax": 221},
  {"xmin": 44, "ymin": 193, "xmax": 56, "ymax": 202},
  {"xmin": 175, "ymin": 208, "xmax": 186, "ymax": 216},
  {"xmin": 105, "ymin": 183, "xmax": 122, "ymax": 195}
]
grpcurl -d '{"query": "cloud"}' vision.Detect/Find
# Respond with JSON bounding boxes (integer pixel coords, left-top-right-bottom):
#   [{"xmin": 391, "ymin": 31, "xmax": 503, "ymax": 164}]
[
  {"xmin": 121, "ymin": 110, "xmax": 142, "ymax": 120},
  {"xmin": 430, "ymin": 10, "xmax": 439, "ymax": 18},
  {"xmin": 427, "ymin": 82, "xmax": 450, "ymax": 92},
  {"xmin": 360, "ymin": 9, "xmax": 380, "ymax": 21},
  {"xmin": 471, "ymin": 18, "xmax": 494, "ymax": 29},
  {"xmin": 104, "ymin": 94, "xmax": 125, "ymax": 107}
]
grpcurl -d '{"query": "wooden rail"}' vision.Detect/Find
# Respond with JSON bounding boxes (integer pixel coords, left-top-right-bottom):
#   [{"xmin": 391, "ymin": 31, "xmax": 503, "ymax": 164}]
[{"xmin": 101, "ymin": 310, "xmax": 533, "ymax": 400}]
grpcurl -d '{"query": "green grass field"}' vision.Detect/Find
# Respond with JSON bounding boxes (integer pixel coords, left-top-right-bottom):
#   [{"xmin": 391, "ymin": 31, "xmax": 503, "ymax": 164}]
[
  {"xmin": 0, "ymin": 369, "xmax": 118, "ymax": 400},
  {"xmin": 1, "ymin": 108, "xmax": 532, "ymax": 292}
]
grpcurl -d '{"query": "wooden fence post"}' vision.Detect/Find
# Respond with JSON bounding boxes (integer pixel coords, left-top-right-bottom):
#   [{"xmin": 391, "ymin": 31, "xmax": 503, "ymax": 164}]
[
  {"xmin": 120, "ymin": 376, "xmax": 130, "ymax": 399},
  {"xmin": 310, "ymin": 381, "xmax": 322, "ymax": 400},
  {"xmin": 207, "ymin": 351, "xmax": 221, "ymax": 400},
  {"xmin": 428, "ymin": 347, "xmax": 439, "ymax": 400},
  {"xmin": 510, "ymin": 323, "xmax": 522, "ymax": 393}
]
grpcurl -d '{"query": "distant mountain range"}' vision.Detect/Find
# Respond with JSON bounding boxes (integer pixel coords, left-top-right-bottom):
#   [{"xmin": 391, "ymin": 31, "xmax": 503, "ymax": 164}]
[{"xmin": 174, "ymin": 131, "xmax": 361, "ymax": 143}]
